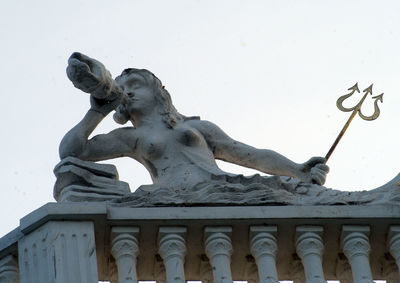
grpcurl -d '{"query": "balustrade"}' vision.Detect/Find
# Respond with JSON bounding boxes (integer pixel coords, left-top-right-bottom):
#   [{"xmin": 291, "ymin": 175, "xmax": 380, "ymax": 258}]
[{"xmin": 0, "ymin": 204, "xmax": 399, "ymax": 282}]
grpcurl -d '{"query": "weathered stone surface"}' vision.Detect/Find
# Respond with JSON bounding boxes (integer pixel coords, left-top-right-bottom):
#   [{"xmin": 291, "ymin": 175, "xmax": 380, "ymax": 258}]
[
  {"xmin": 59, "ymin": 185, "xmax": 129, "ymax": 202},
  {"xmin": 113, "ymin": 174, "xmax": 400, "ymax": 207},
  {"xmin": 18, "ymin": 221, "xmax": 99, "ymax": 283},
  {"xmin": 55, "ymin": 156, "xmax": 119, "ymax": 179},
  {"xmin": 0, "ymin": 255, "xmax": 19, "ymax": 283},
  {"xmin": 54, "ymin": 156, "xmax": 130, "ymax": 202}
]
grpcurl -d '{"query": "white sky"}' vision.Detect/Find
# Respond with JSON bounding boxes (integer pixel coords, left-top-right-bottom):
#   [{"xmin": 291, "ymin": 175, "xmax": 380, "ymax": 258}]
[{"xmin": 1, "ymin": 0, "xmax": 399, "ymax": 237}]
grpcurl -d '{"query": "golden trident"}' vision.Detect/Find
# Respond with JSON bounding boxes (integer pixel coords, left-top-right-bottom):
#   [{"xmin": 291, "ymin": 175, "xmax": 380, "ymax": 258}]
[{"xmin": 325, "ymin": 83, "xmax": 384, "ymax": 163}]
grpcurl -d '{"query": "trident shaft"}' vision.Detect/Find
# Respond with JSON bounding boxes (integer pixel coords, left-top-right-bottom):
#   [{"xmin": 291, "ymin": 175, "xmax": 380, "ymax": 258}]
[{"xmin": 325, "ymin": 83, "xmax": 383, "ymax": 163}]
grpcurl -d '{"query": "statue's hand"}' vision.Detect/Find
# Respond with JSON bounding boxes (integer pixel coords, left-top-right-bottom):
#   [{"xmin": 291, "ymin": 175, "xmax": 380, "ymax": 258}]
[
  {"xmin": 66, "ymin": 52, "xmax": 117, "ymax": 99},
  {"xmin": 299, "ymin": 157, "xmax": 329, "ymax": 185},
  {"xmin": 89, "ymin": 94, "xmax": 123, "ymax": 117}
]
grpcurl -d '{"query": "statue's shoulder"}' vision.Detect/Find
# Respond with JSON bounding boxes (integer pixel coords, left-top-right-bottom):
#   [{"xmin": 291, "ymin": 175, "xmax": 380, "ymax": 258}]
[
  {"xmin": 110, "ymin": 126, "xmax": 137, "ymax": 137},
  {"xmin": 184, "ymin": 118, "xmax": 219, "ymax": 131}
]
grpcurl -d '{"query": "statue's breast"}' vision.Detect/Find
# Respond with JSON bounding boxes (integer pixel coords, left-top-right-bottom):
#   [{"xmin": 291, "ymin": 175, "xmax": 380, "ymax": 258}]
[
  {"xmin": 138, "ymin": 125, "xmax": 211, "ymax": 166},
  {"xmin": 176, "ymin": 127, "xmax": 203, "ymax": 147},
  {"xmin": 138, "ymin": 134, "xmax": 166, "ymax": 160}
]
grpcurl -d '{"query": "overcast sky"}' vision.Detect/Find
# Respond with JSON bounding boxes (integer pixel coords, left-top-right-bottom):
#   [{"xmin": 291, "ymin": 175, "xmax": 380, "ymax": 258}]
[{"xmin": 1, "ymin": 0, "xmax": 399, "ymax": 237}]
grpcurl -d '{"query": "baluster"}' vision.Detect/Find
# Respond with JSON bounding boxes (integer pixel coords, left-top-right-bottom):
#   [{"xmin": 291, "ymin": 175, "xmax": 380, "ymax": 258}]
[
  {"xmin": 111, "ymin": 227, "xmax": 140, "ymax": 283},
  {"xmin": 388, "ymin": 226, "xmax": 400, "ymax": 273},
  {"xmin": 158, "ymin": 227, "xmax": 187, "ymax": 283},
  {"xmin": 0, "ymin": 255, "xmax": 19, "ymax": 283},
  {"xmin": 204, "ymin": 227, "xmax": 233, "ymax": 283},
  {"xmin": 295, "ymin": 226, "xmax": 327, "ymax": 283},
  {"xmin": 249, "ymin": 226, "xmax": 278, "ymax": 283},
  {"xmin": 341, "ymin": 225, "xmax": 373, "ymax": 283}
]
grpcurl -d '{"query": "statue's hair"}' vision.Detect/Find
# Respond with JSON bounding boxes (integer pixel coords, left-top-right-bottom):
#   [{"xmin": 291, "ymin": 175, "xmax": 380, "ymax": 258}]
[{"xmin": 114, "ymin": 68, "xmax": 194, "ymax": 128}]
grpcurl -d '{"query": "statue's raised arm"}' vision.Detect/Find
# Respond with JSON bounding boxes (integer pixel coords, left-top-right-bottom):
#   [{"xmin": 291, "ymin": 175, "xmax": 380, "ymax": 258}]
[{"xmin": 59, "ymin": 53, "xmax": 135, "ymax": 162}]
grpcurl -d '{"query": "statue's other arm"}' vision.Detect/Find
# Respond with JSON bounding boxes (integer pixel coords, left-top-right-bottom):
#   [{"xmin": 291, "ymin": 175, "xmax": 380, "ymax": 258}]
[
  {"xmin": 59, "ymin": 52, "xmax": 136, "ymax": 161},
  {"xmin": 191, "ymin": 120, "xmax": 329, "ymax": 185}
]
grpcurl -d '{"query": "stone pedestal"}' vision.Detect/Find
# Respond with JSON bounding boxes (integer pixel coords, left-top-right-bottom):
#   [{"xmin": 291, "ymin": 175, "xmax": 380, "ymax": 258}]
[{"xmin": 18, "ymin": 221, "xmax": 98, "ymax": 283}]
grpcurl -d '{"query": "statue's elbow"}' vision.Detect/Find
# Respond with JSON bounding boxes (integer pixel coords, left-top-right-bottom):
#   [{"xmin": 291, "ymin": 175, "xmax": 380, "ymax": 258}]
[
  {"xmin": 59, "ymin": 144, "xmax": 79, "ymax": 160},
  {"xmin": 58, "ymin": 135, "xmax": 84, "ymax": 160}
]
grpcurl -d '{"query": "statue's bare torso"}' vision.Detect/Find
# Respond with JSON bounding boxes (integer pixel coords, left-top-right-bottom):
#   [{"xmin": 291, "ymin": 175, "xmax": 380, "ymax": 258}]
[{"xmin": 126, "ymin": 121, "xmax": 228, "ymax": 190}]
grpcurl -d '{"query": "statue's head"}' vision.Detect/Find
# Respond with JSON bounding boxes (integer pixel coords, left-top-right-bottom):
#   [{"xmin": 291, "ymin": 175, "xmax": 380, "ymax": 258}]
[{"xmin": 113, "ymin": 68, "xmax": 182, "ymax": 127}]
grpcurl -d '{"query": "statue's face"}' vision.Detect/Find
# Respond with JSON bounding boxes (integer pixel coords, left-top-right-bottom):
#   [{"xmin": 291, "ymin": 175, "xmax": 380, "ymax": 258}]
[{"xmin": 115, "ymin": 72, "xmax": 157, "ymax": 116}]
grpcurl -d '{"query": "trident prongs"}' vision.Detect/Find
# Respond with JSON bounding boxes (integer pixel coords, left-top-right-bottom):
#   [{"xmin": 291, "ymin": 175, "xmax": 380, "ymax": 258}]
[{"xmin": 325, "ymin": 83, "xmax": 384, "ymax": 163}]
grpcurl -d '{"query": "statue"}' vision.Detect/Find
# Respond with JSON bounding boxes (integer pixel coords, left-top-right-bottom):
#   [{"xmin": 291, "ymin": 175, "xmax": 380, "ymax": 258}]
[{"xmin": 54, "ymin": 52, "xmax": 399, "ymax": 206}]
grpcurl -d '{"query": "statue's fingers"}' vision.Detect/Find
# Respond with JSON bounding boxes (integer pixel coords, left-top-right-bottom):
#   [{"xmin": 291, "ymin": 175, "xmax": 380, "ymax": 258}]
[
  {"xmin": 311, "ymin": 168, "xmax": 326, "ymax": 185},
  {"xmin": 315, "ymin": 163, "xmax": 329, "ymax": 173},
  {"xmin": 307, "ymin": 156, "xmax": 326, "ymax": 167},
  {"xmin": 313, "ymin": 167, "xmax": 328, "ymax": 177}
]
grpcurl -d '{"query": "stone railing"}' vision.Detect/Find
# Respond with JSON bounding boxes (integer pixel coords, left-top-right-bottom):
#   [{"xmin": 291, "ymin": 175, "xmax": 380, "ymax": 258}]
[{"xmin": 0, "ymin": 203, "xmax": 399, "ymax": 283}]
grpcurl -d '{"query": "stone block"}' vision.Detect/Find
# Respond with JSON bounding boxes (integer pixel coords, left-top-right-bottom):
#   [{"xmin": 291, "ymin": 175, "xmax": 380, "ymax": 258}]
[
  {"xmin": 18, "ymin": 221, "xmax": 98, "ymax": 283},
  {"xmin": 53, "ymin": 157, "xmax": 130, "ymax": 202}
]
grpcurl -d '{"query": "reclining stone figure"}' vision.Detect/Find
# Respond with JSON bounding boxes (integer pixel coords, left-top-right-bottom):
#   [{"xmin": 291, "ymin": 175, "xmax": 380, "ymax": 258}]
[{"xmin": 56, "ymin": 52, "xmax": 399, "ymax": 205}]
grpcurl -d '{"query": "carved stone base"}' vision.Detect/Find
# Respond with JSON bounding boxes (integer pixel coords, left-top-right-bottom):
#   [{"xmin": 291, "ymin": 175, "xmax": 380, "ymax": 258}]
[
  {"xmin": 18, "ymin": 221, "xmax": 98, "ymax": 283},
  {"xmin": 53, "ymin": 157, "xmax": 130, "ymax": 202}
]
